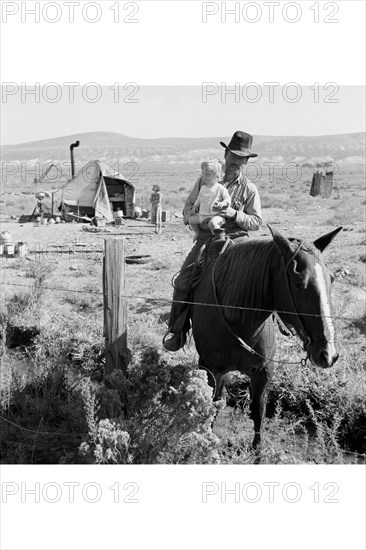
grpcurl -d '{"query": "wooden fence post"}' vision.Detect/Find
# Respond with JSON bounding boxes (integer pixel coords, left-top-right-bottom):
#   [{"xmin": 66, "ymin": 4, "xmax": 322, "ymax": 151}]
[{"xmin": 103, "ymin": 238, "xmax": 127, "ymax": 380}]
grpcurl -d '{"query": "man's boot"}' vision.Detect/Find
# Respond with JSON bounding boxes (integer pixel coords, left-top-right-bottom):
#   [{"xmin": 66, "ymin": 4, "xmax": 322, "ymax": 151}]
[
  {"xmin": 163, "ymin": 294, "xmax": 190, "ymax": 352},
  {"xmin": 162, "ymin": 331, "xmax": 187, "ymax": 352}
]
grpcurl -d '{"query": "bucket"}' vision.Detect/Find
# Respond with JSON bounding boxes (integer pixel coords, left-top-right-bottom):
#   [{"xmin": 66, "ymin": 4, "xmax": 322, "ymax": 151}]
[
  {"xmin": 41, "ymin": 218, "xmax": 47, "ymax": 225},
  {"xmin": 114, "ymin": 209, "xmax": 123, "ymax": 219},
  {"xmin": 18, "ymin": 242, "xmax": 28, "ymax": 257},
  {"xmin": 1, "ymin": 232, "xmax": 13, "ymax": 256},
  {"xmin": 6, "ymin": 244, "xmax": 15, "ymax": 256}
]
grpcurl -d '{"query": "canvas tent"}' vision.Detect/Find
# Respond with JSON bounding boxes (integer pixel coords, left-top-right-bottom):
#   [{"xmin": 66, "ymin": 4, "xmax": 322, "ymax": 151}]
[
  {"xmin": 310, "ymin": 170, "xmax": 333, "ymax": 198},
  {"xmin": 56, "ymin": 160, "xmax": 135, "ymax": 221}
]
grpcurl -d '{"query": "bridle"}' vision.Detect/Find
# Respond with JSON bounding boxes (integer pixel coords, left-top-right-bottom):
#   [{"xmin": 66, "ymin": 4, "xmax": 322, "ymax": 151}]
[
  {"xmin": 211, "ymin": 238, "xmax": 311, "ymax": 365},
  {"xmin": 283, "ymin": 239, "xmax": 312, "ymax": 356}
]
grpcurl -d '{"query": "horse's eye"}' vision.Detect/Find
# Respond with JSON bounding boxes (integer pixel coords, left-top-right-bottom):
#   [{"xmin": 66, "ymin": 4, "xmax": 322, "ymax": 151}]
[{"xmin": 294, "ymin": 281, "xmax": 306, "ymax": 291}]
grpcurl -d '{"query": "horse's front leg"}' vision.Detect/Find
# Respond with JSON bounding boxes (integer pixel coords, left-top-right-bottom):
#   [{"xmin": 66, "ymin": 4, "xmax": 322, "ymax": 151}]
[
  {"xmin": 199, "ymin": 362, "xmax": 226, "ymax": 429},
  {"xmin": 249, "ymin": 369, "xmax": 272, "ymax": 450},
  {"xmin": 199, "ymin": 362, "xmax": 225, "ymax": 401}
]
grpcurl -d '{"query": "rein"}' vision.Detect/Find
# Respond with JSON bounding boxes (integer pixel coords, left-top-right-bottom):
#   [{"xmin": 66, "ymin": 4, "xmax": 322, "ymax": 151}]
[{"xmin": 211, "ymin": 239, "xmax": 310, "ymax": 366}]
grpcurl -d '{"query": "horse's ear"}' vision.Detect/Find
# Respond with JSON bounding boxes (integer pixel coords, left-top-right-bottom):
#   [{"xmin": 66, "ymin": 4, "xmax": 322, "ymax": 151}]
[
  {"xmin": 268, "ymin": 225, "xmax": 294, "ymax": 262},
  {"xmin": 313, "ymin": 227, "xmax": 343, "ymax": 252}
]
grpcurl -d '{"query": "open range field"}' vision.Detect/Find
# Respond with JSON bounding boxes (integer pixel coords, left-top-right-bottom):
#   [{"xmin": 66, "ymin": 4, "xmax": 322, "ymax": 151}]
[{"xmin": 0, "ymin": 132, "xmax": 365, "ymax": 464}]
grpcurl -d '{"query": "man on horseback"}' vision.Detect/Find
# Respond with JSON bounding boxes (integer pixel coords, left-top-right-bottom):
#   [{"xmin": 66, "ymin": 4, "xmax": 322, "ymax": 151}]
[{"xmin": 163, "ymin": 130, "xmax": 262, "ymax": 352}]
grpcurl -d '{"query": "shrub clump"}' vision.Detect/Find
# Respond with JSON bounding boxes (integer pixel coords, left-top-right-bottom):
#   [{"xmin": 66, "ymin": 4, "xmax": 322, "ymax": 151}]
[
  {"xmin": 267, "ymin": 363, "xmax": 366, "ymax": 454},
  {"xmin": 78, "ymin": 348, "xmax": 221, "ymax": 464},
  {"xmin": 79, "ymin": 419, "xmax": 131, "ymax": 464}
]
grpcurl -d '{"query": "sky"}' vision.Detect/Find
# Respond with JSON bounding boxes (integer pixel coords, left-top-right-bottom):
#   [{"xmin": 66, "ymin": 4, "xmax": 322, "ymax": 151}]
[{"xmin": 1, "ymin": 85, "xmax": 365, "ymax": 144}]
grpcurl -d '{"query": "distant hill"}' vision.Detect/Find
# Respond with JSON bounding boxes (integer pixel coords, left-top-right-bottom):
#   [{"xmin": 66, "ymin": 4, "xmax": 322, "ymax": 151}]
[{"xmin": 1, "ymin": 131, "xmax": 365, "ymax": 169}]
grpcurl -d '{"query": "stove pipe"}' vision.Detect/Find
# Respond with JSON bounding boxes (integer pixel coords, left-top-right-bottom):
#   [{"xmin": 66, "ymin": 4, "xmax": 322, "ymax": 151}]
[{"xmin": 70, "ymin": 141, "xmax": 80, "ymax": 178}]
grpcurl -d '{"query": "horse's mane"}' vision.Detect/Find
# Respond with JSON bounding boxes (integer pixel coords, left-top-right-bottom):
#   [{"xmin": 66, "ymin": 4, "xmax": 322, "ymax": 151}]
[{"xmin": 213, "ymin": 239, "xmax": 279, "ymax": 323}]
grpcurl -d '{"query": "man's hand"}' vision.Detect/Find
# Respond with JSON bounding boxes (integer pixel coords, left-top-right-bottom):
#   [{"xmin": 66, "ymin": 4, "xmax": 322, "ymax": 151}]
[{"xmin": 221, "ymin": 206, "xmax": 238, "ymax": 219}]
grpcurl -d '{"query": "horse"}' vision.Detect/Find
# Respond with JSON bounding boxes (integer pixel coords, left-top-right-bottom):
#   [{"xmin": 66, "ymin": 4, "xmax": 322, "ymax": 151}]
[{"xmin": 190, "ymin": 225, "xmax": 342, "ymax": 449}]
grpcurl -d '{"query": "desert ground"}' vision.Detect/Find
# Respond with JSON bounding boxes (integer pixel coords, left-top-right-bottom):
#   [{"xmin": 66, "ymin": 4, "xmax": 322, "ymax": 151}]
[{"xmin": 1, "ymin": 144, "xmax": 365, "ymax": 464}]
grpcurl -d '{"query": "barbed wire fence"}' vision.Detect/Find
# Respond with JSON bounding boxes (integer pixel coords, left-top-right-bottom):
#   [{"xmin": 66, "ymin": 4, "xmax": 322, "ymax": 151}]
[{"xmin": 0, "ymin": 279, "xmax": 361, "ymax": 322}]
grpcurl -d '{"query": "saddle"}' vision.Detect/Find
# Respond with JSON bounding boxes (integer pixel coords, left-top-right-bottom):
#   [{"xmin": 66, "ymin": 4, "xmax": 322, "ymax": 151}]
[{"xmin": 188, "ymin": 237, "xmax": 234, "ymax": 297}]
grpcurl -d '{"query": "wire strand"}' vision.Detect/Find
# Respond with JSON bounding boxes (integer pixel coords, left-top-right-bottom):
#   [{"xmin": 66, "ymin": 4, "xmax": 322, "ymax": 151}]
[
  {"xmin": 0, "ymin": 414, "xmax": 79, "ymax": 437},
  {"xmin": 0, "ymin": 280, "xmax": 359, "ymax": 322}
]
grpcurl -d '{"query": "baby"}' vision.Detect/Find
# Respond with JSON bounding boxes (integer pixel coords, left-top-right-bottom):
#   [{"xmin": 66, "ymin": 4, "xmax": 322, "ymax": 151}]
[{"xmin": 188, "ymin": 159, "xmax": 230, "ymax": 239}]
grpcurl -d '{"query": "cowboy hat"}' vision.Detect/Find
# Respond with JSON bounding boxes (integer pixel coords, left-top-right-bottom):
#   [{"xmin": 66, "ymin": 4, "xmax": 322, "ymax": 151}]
[{"xmin": 220, "ymin": 131, "xmax": 258, "ymax": 158}]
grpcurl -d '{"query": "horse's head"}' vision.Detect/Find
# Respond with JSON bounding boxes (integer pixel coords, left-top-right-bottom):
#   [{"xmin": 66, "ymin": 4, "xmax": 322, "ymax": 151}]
[{"xmin": 269, "ymin": 225, "xmax": 342, "ymax": 369}]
